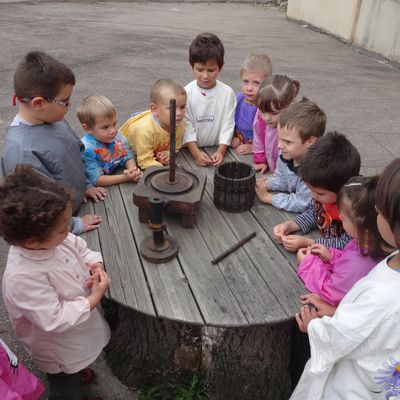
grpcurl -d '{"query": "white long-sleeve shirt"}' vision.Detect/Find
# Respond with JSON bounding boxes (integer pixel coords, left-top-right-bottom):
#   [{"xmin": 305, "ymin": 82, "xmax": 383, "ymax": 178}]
[
  {"xmin": 183, "ymin": 80, "xmax": 236, "ymax": 147},
  {"xmin": 290, "ymin": 252, "xmax": 400, "ymax": 400},
  {"xmin": 2, "ymin": 233, "xmax": 110, "ymax": 374}
]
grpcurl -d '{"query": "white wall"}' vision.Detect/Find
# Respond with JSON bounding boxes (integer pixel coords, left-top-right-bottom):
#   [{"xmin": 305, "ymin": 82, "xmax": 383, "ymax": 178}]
[{"xmin": 287, "ymin": 0, "xmax": 400, "ymax": 63}]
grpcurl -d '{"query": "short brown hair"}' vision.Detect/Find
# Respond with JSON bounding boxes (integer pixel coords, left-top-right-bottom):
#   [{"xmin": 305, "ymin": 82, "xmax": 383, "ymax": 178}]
[
  {"xmin": 279, "ymin": 99, "xmax": 326, "ymax": 142},
  {"xmin": 0, "ymin": 165, "xmax": 73, "ymax": 246},
  {"xmin": 299, "ymin": 131, "xmax": 361, "ymax": 193},
  {"xmin": 189, "ymin": 32, "xmax": 224, "ymax": 69},
  {"xmin": 150, "ymin": 79, "xmax": 186, "ymax": 104},
  {"xmin": 14, "ymin": 51, "xmax": 75, "ymax": 99},
  {"xmin": 241, "ymin": 52, "xmax": 272, "ymax": 77},
  {"xmin": 77, "ymin": 95, "xmax": 116, "ymax": 128},
  {"xmin": 255, "ymin": 75, "xmax": 300, "ymax": 113},
  {"xmin": 375, "ymin": 158, "xmax": 400, "ymax": 248}
]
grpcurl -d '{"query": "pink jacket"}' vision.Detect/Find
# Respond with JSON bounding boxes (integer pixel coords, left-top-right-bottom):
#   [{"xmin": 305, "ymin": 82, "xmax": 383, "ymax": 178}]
[
  {"xmin": 252, "ymin": 110, "xmax": 279, "ymax": 172},
  {"xmin": 0, "ymin": 339, "xmax": 44, "ymax": 399},
  {"xmin": 297, "ymin": 240, "xmax": 378, "ymax": 306}
]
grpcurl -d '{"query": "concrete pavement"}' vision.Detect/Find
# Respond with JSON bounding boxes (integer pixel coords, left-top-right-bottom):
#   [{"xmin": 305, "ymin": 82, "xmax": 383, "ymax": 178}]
[{"xmin": 0, "ymin": 1, "xmax": 399, "ymax": 398}]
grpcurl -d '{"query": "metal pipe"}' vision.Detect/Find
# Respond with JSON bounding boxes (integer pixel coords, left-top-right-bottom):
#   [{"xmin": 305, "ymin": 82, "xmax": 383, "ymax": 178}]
[{"xmin": 211, "ymin": 232, "xmax": 256, "ymax": 264}]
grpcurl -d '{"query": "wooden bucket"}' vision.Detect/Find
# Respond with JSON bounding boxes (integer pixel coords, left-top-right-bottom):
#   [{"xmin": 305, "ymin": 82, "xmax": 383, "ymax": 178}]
[{"xmin": 213, "ymin": 162, "xmax": 255, "ymax": 212}]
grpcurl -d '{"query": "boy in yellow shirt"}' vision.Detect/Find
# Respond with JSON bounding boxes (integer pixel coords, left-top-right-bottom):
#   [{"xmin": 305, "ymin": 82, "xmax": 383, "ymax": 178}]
[{"xmin": 120, "ymin": 79, "xmax": 187, "ymax": 169}]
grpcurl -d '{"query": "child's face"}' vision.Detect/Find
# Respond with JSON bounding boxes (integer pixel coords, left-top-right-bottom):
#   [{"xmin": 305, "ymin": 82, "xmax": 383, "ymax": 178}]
[
  {"xmin": 35, "ymin": 84, "xmax": 73, "ymax": 124},
  {"xmin": 339, "ymin": 200, "xmax": 358, "ymax": 239},
  {"xmin": 25, "ymin": 205, "xmax": 72, "ymax": 250},
  {"xmin": 376, "ymin": 210, "xmax": 396, "ymax": 248},
  {"xmin": 306, "ymin": 184, "xmax": 337, "ymax": 205},
  {"xmin": 261, "ymin": 110, "xmax": 281, "ymax": 128},
  {"xmin": 278, "ymin": 125, "xmax": 316, "ymax": 165},
  {"xmin": 192, "ymin": 60, "xmax": 220, "ymax": 90},
  {"xmin": 151, "ymin": 90, "xmax": 187, "ymax": 131},
  {"xmin": 86, "ymin": 115, "xmax": 118, "ymax": 144},
  {"xmin": 241, "ymin": 70, "xmax": 267, "ymax": 103}
]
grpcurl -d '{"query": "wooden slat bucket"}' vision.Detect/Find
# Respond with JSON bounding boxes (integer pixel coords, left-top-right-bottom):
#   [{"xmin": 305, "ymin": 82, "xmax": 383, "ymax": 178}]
[{"xmin": 213, "ymin": 161, "xmax": 255, "ymax": 212}]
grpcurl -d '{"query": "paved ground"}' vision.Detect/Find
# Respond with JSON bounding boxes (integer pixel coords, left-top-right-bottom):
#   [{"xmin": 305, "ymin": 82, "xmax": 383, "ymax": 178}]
[{"xmin": 0, "ymin": 1, "xmax": 399, "ymax": 398}]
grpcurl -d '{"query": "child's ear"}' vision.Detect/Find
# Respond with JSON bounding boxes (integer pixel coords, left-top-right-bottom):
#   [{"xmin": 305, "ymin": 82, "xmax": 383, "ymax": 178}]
[
  {"xmin": 150, "ymin": 103, "xmax": 159, "ymax": 116},
  {"xmin": 30, "ymin": 97, "xmax": 47, "ymax": 111},
  {"xmin": 306, "ymin": 136, "xmax": 318, "ymax": 146},
  {"xmin": 82, "ymin": 123, "xmax": 90, "ymax": 132}
]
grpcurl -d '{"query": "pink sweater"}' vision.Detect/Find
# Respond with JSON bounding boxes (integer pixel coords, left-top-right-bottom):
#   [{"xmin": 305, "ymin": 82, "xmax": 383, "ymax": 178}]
[
  {"xmin": 297, "ymin": 240, "xmax": 378, "ymax": 306},
  {"xmin": 252, "ymin": 110, "xmax": 279, "ymax": 172}
]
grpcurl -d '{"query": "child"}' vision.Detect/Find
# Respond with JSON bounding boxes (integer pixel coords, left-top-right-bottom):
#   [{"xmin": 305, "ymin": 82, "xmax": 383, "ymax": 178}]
[
  {"xmin": 0, "ymin": 165, "xmax": 111, "ymax": 400},
  {"xmin": 183, "ymin": 32, "xmax": 236, "ymax": 167},
  {"xmin": 77, "ymin": 95, "xmax": 142, "ymax": 186},
  {"xmin": 253, "ymin": 75, "xmax": 300, "ymax": 174},
  {"xmin": 255, "ymin": 100, "xmax": 326, "ymax": 212},
  {"xmin": 1, "ymin": 51, "xmax": 104, "ymax": 235},
  {"xmin": 231, "ymin": 52, "xmax": 272, "ymax": 155},
  {"xmin": 120, "ymin": 79, "xmax": 187, "ymax": 170},
  {"xmin": 273, "ymin": 131, "xmax": 361, "ymax": 252},
  {"xmin": 296, "ymin": 176, "xmax": 387, "ymax": 307},
  {"xmin": 291, "ymin": 158, "xmax": 400, "ymax": 400},
  {"xmin": 0, "ymin": 337, "xmax": 44, "ymax": 399}
]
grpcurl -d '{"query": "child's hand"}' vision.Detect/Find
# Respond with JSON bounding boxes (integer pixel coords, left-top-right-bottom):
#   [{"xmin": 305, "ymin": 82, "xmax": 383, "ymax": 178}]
[
  {"xmin": 84, "ymin": 187, "xmax": 107, "ymax": 203},
  {"xmin": 310, "ymin": 243, "xmax": 331, "ymax": 262},
  {"xmin": 255, "ymin": 182, "xmax": 273, "ymax": 204},
  {"xmin": 296, "ymin": 247, "xmax": 311, "ymax": 263},
  {"xmin": 88, "ymin": 269, "xmax": 110, "ymax": 309},
  {"xmin": 295, "ymin": 304, "xmax": 318, "ymax": 333},
  {"xmin": 235, "ymin": 144, "xmax": 252, "ymax": 155},
  {"xmin": 195, "ymin": 151, "xmax": 212, "ymax": 167},
  {"xmin": 83, "ymin": 262, "xmax": 104, "ymax": 288},
  {"xmin": 300, "ymin": 294, "xmax": 337, "ymax": 317},
  {"xmin": 211, "ymin": 151, "xmax": 224, "ymax": 166},
  {"xmin": 253, "ymin": 162, "xmax": 269, "ymax": 174},
  {"xmin": 231, "ymin": 137, "xmax": 241, "ymax": 149},
  {"xmin": 282, "ymin": 234, "xmax": 314, "ymax": 252},
  {"xmin": 273, "ymin": 220, "xmax": 296, "ymax": 243},
  {"xmin": 81, "ymin": 214, "xmax": 102, "ymax": 233},
  {"xmin": 124, "ymin": 167, "xmax": 143, "ymax": 183},
  {"xmin": 156, "ymin": 151, "xmax": 169, "ymax": 165}
]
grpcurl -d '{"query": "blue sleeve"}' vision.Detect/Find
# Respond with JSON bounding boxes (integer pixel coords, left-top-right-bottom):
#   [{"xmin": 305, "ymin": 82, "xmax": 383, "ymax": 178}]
[
  {"xmin": 293, "ymin": 201, "xmax": 317, "ymax": 233},
  {"xmin": 70, "ymin": 216, "xmax": 84, "ymax": 235},
  {"xmin": 266, "ymin": 158, "xmax": 288, "ymax": 192},
  {"xmin": 118, "ymin": 132, "xmax": 135, "ymax": 161},
  {"xmin": 315, "ymin": 232, "xmax": 352, "ymax": 250},
  {"xmin": 271, "ymin": 182, "xmax": 311, "ymax": 212},
  {"xmin": 81, "ymin": 148, "xmax": 104, "ymax": 186}
]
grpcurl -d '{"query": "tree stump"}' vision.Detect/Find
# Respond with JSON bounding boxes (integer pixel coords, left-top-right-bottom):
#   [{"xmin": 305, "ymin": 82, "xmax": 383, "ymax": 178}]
[{"xmin": 104, "ymin": 302, "xmax": 308, "ymax": 400}]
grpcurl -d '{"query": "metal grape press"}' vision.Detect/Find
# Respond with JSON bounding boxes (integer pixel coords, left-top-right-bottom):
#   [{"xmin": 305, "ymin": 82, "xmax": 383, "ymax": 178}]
[{"xmin": 133, "ymin": 99, "xmax": 207, "ymax": 263}]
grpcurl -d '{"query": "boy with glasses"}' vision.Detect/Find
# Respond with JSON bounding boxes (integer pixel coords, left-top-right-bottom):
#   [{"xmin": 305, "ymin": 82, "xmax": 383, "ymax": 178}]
[{"xmin": 1, "ymin": 51, "xmax": 104, "ymax": 235}]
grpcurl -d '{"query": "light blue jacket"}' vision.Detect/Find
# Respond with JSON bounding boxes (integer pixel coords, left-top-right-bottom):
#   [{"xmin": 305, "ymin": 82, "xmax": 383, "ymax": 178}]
[{"xmin": 266, "ymin": 156, "xmax": 311, "ymax": 212}]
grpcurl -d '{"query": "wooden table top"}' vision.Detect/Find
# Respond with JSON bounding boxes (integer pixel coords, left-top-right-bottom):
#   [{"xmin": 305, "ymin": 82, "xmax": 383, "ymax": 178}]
[{"xmin": 81, "ymin": 147, "xmax": 306, "ymax": 328}]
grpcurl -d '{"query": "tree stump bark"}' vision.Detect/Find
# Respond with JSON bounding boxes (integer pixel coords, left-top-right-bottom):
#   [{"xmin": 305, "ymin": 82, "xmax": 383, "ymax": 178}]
[{"xmin": 104, "ymin": 302, "xmax": 308, "ymax": 400}]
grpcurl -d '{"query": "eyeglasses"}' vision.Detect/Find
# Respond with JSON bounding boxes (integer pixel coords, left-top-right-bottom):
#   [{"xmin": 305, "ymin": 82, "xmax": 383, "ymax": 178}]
[{"xmin": 19, "ymin": 96, "xmax": 71, "ymax": 107}]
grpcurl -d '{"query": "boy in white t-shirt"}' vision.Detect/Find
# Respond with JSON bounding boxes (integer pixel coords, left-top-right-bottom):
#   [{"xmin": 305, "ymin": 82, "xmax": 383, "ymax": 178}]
[{"xmin": 183, "ymin": 32, "xmax": 236, "ymax": 166}]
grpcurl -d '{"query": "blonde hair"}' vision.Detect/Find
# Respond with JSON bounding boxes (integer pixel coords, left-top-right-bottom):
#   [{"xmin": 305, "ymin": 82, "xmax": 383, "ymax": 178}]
[
  {"xmin": 76, "ymin": 95, "xmax": 116, "ymax": 128},
  {"xmin": 150, "ymin": 79, "xmax": 186, "ymax": 104},
  {"xmin": 241, "ymin": 52, "xmax": 272, "ymax": 77},
  {"xmin": 255, "ymin": 74, "xmax": 300, "ymax": 113}
]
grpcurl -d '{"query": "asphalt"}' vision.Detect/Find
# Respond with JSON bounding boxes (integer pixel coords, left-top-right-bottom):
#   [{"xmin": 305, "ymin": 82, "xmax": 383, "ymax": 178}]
[{"xmin": 0, "ymin": 1, "xmax": 399, "ymax": 399}]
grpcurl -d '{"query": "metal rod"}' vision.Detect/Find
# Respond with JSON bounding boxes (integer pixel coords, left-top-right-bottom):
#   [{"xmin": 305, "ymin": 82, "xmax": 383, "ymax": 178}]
[
  {"xmin": 169, "ymin": 98, "xmax": 176, "ymax": 184},
  {"xmin": 211, "ymin": 232, "xmax": 256, "ymax": 264}
]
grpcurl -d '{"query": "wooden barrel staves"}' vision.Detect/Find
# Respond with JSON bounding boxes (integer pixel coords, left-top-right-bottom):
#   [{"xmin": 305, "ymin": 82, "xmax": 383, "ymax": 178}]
[{"xmin": 213, "ymin": 162, "xmax": 255, "ymax": 212}]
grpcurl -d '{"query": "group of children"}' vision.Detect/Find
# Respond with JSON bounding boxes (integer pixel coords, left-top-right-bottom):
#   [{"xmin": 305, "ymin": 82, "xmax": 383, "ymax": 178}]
[{"xmin": 0, "ymin": 31, "xmax": 399, "ymax": 400}]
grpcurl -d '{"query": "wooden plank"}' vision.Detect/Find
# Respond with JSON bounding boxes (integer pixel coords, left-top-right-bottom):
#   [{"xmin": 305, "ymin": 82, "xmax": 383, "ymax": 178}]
[
  {"xmin": 89, "ymin": 184, "xmax": 155, "ymax": 316},
  {"xmin": 119, "ymin": 182, "xmax": 204, "ymax": 325},
  {"xmin": 180, "ymin": 148, "xmax": 287, "ymax": 324}
]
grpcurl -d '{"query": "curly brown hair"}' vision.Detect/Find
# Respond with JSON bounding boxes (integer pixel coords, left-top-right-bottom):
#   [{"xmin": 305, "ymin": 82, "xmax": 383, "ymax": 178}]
[{"xmin": 0, "ymin": 165, "xmax": 73, "ymax": 246}]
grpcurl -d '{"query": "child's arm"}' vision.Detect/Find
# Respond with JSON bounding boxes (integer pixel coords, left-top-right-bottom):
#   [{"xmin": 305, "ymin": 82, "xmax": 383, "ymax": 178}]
[
  {"xmin": 315, "ymin": 232, "xmax": 352, "ymax": 250},
  {"xmin": 87, "ymin": 269, "xmax": 110, "ymax": 310},
  {"xmin": 300, "ymin": 294, "xmax": 337, "ymax": 317},
  {"xmin": 252, "ymin": 111, "xmax": 268, "ymax": 173},
  {"xmin": 210, "ymin": 144, "xmax": 228, "ymax": 166},
  {"xmin": 186, "ymin": 141, "xmax": 212, "ymax": 166}
]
